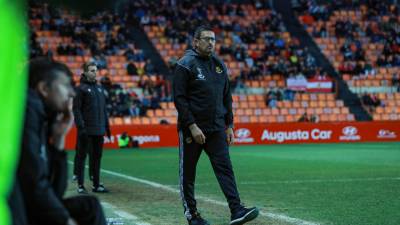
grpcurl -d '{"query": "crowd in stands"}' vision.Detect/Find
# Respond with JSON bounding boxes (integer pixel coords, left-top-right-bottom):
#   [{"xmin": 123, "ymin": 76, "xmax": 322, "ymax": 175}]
[
  {"xmin": 361, "ymin": 92, "xmax": 383, "ymax": 112},
  {"xmin": 297, "ymin": 0, "xmax": 399, "ymax": 120},
  {"xmin": 125, "ymin": 0, "xmax": 346, "ymax": 123},
  {"xmin": 127, "ymin": 0, "xmax": 328, "ymax": 87},
  {"xmin": 28, "ymin": 0, "xmax": 364, "ymax": 123},
  {"xmin": 29, "ymin": 1, "xmax": 173, "ymax": 120},
  {"xmin": 298, "ymin": 0, "xmax": 399, "ymax": 74},
  {"xmin": 265, "ymin": 88, "xmax": 296, "ymax": 108}
]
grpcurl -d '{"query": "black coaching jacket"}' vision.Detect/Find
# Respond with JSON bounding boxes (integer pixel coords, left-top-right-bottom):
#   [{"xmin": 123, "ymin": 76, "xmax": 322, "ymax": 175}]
[
  {"xmin": 73, "ymin": 76, "xmax": 109, "ymax": 136},
  {"xmin": 17, "ymin": 89, "xmax": 69, "ymax": 225},
  {"xmin": 173, "ymin": 49, "xmax": 233, "ymax": 132}
]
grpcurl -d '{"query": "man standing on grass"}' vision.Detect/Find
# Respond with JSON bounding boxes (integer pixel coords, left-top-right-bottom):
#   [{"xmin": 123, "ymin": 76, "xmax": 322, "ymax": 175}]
[
  {"xmin": 173, "ymin": 25, "xmax": 259, "ymax": 225},
  {"xmin": 73, "ymin": 62, "xmax": 110, "ymax": 194}
]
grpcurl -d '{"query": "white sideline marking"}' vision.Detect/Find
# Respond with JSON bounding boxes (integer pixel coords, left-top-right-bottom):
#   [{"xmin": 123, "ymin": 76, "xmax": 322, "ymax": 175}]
[
  {"xmin": 187, "ymin": 177, "xmax": 400, "ymax": 186},
  {"xmin": 102, "ymin": 201, "xmax": 152, "ymax": 225},
  {"xmin": 68, "ymin": 161, "xmax": 319, "ymax": 224},
  {"xmin": 99, "ymin": 168, "xmax": 321, "ymax": 225}
]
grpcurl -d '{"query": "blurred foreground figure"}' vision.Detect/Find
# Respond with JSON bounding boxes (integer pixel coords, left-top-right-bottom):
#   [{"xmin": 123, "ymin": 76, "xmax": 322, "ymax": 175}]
[{"xmin": 11, "ymin": 58, "xmax": 107, "ymax": 225}]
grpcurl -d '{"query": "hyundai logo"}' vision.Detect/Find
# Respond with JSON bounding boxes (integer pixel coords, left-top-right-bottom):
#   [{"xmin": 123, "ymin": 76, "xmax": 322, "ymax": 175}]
[
  {"xmin": 342, "ymin": 126, "xmax": 357, "ymax": 136},
  {"xmin": 235, "ymin": 128, "xmax": 251, "ymax": 138},
  {"xmin": 378, "ymin": 129, "xmax": 388, "ymax": 136}
]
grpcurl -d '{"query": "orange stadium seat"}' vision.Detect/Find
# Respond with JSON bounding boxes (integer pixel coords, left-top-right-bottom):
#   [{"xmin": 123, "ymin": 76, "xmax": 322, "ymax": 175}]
[
  {"xmin": 341, "ymin": 108, "xmax": 350, "ymax": 114},
  {"xmin": 250, "ymin": 116, "xmax": 259, "ymax": 123},
  {"xmin": 141, "ymin": 117, "xmax": 151, "ymax": 125},
  {"xmin": 151, "ymin": 118, "xmax": 159, "ymax": 124},
  {"xmin": 262, "ymin": 109, "xmax": 271, "ymax": 115},
  {"xmin": 112, "ymin": 117, "xmax": 123, "ymax": 125},
  {"xmin": 123, "ymin": 117, "xmax": 132, "ymax": 124},
  {"xmin": 155, "ymin": 109, "xmax": 164, "ymax": 117},
  {"xmin": 249, "ymin": 101, "xmax": 257, "ymax": 108},
  {"xmin": 245, "ymin": 109, "xmax": 253, "ymax": 116},
  {"xmin": 271, "ymin": 108, "xmax": 279, "ymax": 115},
  {"xmin": 280, "ymin": 108, "xmax": 289, "ymax": 115}
]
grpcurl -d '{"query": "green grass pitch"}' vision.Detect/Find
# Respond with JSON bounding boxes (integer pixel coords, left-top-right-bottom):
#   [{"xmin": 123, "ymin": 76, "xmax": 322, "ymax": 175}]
[{"xmin": 66, "ymin": 142, "xmax": 400, "ymax": 225}]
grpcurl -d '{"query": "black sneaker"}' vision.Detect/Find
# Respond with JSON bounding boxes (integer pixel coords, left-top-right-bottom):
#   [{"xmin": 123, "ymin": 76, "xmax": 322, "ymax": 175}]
[
  {"xmin": 188, "ymin": 212, "xmax": 210, "ymax": 225},
  {"xmin": 92, "ymin": 184, "xmax": 109, "ymax": 193},
  {"xmin": 77, "ymin": 185, "xmax": 88, "ymax": 194},
  {"xmin": 230, "ymin": 207, "xmax": 259, "ymax": 225}
]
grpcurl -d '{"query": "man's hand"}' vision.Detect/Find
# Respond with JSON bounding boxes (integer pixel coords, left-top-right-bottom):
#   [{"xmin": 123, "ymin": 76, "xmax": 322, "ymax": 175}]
[
  {"xmin": 226, "ymin": 128, "xmax": 234, "ymax": 145},
  {"xmin": 51, "ymin": 99, "xmax": 74, "ymax": 150},
  {"xmin": 189, "ymin": 124, "xmax": 206, "ymax": 144},
  {"xmin": 67, "ymin": 218, "xmax": 78, "ymax": 225}
]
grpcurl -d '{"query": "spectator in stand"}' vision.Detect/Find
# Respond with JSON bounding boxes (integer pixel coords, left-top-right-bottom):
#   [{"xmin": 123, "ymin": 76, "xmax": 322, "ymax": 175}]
[
  {"xmin": 370, "ymin": 94, "xmax": 382, "ymax": 107},
  {"xmin": 135, "ymin": 49, "xmax": 146, "ymax": 62},
  {"xmin": 266, "ymin": 88, "xmax": 279, "ymax": 108},
  {"xmin": 283, "ymin": 88, "xmax": 295, "ymax": 101},
  {"xmin": 361, "ymin": 92, "xmax": 374, "ymax": 113},
  {"xmin": 363, "ymin": 61, "xmax": 376, "ymax": 76},
  {"xmin": 129, "ymin": 93, "xmax": 142, "ymax": 117},
  {"xmin": 310, "ymin": 114, "xmax": 319, "ymax": 123},
  {"xmin": 298, "ymin": 112, "xmax": 310, "ymax": 122},
  {"xmin": 392, "ymin": 73, "xmax": 399, "ymax": 91},
  {"xmin": 140, "ymin": 96, "xmax": 150, "ymax": 116},
  {"xmin": 149, "ymin": 92, "xmax": 161, "ymax": 109},
  {"xmin": 124, "ymin": 44, "xmax": 136, "ymax": 61},
  {"xmin": 127, "ymin": 61, "xmax": 138, "ymax": 76},
  {"xmin": 144, "ymin": 58, "xmax": 156, "ymax": 75}
]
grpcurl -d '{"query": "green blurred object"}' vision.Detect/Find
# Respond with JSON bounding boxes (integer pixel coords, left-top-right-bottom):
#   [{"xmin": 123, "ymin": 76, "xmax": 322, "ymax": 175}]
[
  {"xmin": 0, "ymin": 0, "xmax": 27, "ymax": 224},
  {"xmin": 118, "ymin": 134, "xmax": 130, "ymax": 148}
]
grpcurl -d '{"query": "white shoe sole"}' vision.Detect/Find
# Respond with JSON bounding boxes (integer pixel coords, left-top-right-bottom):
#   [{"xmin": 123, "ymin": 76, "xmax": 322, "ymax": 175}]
[{"xmin": 230, "ymin": 208, "xmax": 259, "ymax": 225}]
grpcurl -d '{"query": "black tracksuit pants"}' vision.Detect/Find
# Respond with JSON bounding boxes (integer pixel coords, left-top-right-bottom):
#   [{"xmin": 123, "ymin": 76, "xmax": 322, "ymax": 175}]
[
  {"xmin": 73, "ymin": 134, "xmax": 94, "ymax": 178},
  {"xmin": 76, "ymin": 134, "xmax": 104, "ymax": 187},
  {"xmin": 178, "ymin": 129, "xmax": 241, "ymax": 219}
]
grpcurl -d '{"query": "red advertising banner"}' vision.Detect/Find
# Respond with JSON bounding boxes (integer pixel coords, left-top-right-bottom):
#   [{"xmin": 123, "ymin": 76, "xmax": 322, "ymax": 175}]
[
  {"xmin": 306, "ymin": 77, "xmax": 333, "ymax": 93},
  {"xmin": 65, "ymin": 121, "xmax": 400, "ymax": 149}
]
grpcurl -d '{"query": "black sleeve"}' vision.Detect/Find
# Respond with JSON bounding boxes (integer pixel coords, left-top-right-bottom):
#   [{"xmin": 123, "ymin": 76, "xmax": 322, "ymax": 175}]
[
  {"xmin": 18, "ymin": 105, "xmax": 70, "ymax": 225},
  {"xmin": 72, "ymin": 87, "xmax": 84, "ymax": 129},
  {"xmin": 103, "ymin": 92, "xmax": 110, "ymax": 131},
  {"xmin": 48, "ymin": 147, "xmax": 68, "ymax": 198},
  {"xmin": 223, "ymin": 71, "xmax": 234, "ymax": 128},
  {"xmin": 173, "ymin": 64, "xmax": 196, "ymax": 128}
]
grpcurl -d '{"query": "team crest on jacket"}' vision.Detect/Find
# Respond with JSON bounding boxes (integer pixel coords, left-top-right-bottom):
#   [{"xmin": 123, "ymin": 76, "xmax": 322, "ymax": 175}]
[
  {"xmin": 216, "ymin": 66, "xmax": 223, "ymax": 74},
  {"xmin": 196, "ymin": 68, "xmax": 206, "ymax": 80}
]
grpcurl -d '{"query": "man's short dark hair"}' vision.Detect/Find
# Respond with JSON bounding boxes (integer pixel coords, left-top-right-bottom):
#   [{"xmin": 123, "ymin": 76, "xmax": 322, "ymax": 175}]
[
  {"xmin": 82, "ymin": 62, "xmax": 97, "ymax": 72},
  {"xmin": 194, "ymin": 25, "xmax": 213, "ymax": 39},
  {"xmin": 29, "ymin": 58, "xmax": 73, "ymax": 88}
]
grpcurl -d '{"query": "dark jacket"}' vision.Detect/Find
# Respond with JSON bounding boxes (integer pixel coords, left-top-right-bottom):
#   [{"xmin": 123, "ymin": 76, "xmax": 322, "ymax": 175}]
[
  {"xmin": 17, "ymin": 89, "xmax": 70, "ymax": 225},
  {"xmin": 7, "ymin": 180, "xmax": 29, "ymax": 225},
  {"xmin": 173, "ymin": 49, "xmax": 233, "ymax": 132},
  {"xmin": 73, "ymin": 76, "xmax": 109, "ymax": 136}
]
